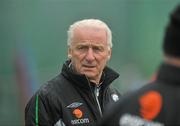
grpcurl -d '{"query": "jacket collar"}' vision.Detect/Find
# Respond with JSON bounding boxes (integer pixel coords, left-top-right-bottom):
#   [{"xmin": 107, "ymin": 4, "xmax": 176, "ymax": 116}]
[
  {"xmin": 157, "ymin": 62, "xmax": 180, "ymax": 85},
  {"xmin": 61, "ymin": 60, "xmax": 119, "ymax": 90}
]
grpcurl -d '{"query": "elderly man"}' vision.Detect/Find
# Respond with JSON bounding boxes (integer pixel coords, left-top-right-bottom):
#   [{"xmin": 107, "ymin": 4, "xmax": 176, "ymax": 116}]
[{"xmin": 25, "ymin": 19, "xmax": 120, "ymax": 126}]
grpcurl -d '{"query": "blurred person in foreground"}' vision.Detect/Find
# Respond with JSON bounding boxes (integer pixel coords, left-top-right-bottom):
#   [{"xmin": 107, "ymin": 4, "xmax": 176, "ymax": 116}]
[
  {"xmin": 25, "ymin": 19, "xmax": 120, "ymax": 126},
  {"xmin": 97, "ymin": 4, "xmax": 180, "ymax": 126}
]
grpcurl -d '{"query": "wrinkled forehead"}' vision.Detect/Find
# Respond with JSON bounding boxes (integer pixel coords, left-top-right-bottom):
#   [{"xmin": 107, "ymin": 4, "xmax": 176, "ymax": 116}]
[
  {"xmin": 72, "ymin": 27, "xmax": 108, "ymax": 45},
  {"xmin": 73, "ymin": 41, "xmax": 108, "ymax": 47}
]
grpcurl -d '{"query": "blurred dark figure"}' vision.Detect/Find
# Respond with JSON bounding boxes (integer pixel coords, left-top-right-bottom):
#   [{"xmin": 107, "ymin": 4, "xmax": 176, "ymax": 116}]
[{"xmin": 98, "ymin": 4, "xmax": 180, "ymax": 126}]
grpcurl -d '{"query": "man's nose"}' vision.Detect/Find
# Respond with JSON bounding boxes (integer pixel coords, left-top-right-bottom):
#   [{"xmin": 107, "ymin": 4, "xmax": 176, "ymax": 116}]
[{"xmin": 85, "ymin": 48, "xmax": 95, "ymax": 61}]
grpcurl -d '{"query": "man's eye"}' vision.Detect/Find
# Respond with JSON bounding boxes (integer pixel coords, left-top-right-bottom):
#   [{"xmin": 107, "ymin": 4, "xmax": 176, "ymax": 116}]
[
  {"xmin": 93, "ymin": 47, "xmax": 104, "ymax": 52},
  {"xmin": 77, "ymin": 46, "xmax": 88, "ymax": 51},
  {"xmin": 77, "ymin": 46, "xmax": 83, "ymax": 49}
]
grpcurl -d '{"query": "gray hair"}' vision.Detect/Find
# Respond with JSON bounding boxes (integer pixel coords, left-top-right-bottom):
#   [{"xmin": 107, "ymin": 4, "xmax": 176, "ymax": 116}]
[{"xmin": 67, "ymin": 19, "xmax": 112, "ymax": 48}]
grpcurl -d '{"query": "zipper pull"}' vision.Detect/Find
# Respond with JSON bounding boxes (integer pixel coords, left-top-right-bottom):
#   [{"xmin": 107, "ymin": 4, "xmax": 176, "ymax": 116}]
[{"xmin": 96, "ymin": 87, "xmax": 100, "ymax": 97}]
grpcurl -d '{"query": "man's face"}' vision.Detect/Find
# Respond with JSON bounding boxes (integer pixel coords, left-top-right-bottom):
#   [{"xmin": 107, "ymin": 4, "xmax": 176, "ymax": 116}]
[{"xmin": 68, "ymin": 27, "xmax": 111, "ymax": 83}]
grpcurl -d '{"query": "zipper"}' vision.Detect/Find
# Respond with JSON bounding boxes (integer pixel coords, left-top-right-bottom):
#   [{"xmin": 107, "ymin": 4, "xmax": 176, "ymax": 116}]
[
  {"xmin": 94, "ymin": 86, "xmax": 102, "ymax": 117},
  {"xmin": 85, "ymin": 76, "xmax": 103, "ymax": 117}
]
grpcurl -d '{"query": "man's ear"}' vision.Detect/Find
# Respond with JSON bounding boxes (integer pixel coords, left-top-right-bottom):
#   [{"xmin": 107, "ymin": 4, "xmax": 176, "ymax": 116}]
[
  {"xmin": 107, "ymin": 48, "xmax": 112, "ymax": 60},
  {"xmin": 68, "ymin": 47, "xmax": 72, "ymax": 59},
  {"xmin": 107, "ymin": 55, "xmax": 110, "ymax": 60}
]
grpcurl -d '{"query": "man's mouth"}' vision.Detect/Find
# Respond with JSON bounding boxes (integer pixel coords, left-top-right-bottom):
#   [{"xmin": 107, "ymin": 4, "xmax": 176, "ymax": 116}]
[{"xmin": 83, "ymin": 65, "xmax": 96, "ymax": 68}]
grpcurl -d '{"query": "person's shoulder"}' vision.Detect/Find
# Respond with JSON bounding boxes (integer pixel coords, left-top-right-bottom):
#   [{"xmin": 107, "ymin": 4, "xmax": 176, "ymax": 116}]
[
  {"xmin": 108, "ymin": 86, "xmax": 121, "ymax": 95},
  {"xmin": 37, "ymin": 74, "xmax": 65, "ymax": 96},
  {"xmin": 114, "ymin": 81, "xmax": 164, "ymax": 114}
]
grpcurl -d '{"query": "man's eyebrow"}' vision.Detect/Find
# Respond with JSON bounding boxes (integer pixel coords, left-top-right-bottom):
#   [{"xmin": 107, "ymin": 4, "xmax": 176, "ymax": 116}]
[{"xmin": 75, "ymin": 43, "xmax": 106, "ymax": 46}]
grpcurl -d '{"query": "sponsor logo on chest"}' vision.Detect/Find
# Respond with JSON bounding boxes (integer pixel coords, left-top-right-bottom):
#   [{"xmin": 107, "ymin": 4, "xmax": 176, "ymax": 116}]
[
  {"xmin": 71, "ymin": 118, "xmax": 90, "ymax": 125},
  {"xmin": 67, "ymin": 102, "xmax": 90, "ymax": 125}
]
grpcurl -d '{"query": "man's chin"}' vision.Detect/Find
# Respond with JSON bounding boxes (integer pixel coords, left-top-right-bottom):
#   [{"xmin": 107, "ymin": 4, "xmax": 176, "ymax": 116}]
[{"xmin": 83, "ymin": 72, "xmax": 96, "ymax": 78}]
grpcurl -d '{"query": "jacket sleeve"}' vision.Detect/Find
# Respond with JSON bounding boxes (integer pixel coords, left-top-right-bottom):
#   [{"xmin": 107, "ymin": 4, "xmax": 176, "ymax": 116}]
[{"xmin": 25, "ymin": 93, "xmax": 55, "ymax": 126}]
